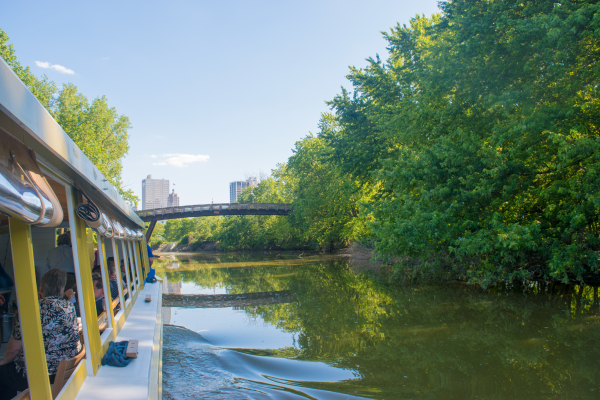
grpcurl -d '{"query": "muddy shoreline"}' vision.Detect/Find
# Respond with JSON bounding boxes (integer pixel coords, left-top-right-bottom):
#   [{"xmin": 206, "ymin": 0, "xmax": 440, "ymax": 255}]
[{"xmin": 155, "ymin": 242, "xmax": 386, "ymax": 273}]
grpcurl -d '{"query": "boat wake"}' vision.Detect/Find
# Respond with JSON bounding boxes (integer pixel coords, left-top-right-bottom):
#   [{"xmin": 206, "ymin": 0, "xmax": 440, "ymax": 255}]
[{"xmin": 162, "ymin": 325, "xmax": 367, "ymax": 399}]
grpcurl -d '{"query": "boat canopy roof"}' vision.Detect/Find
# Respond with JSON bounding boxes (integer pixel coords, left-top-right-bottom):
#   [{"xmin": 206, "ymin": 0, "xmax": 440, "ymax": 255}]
[{"xmin": 0, "ymin": 58, "xmax": 144, "ymax": 229}]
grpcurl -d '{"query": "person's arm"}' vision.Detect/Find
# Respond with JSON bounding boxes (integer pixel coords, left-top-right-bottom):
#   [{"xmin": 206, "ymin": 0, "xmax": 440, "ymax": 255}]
[
  {"xmin": 0, "ymin": 337, "xmax": 22, "ymax": 365},
  {"xmin": 0, "ymin": 294, "xmax": 5, "ymax": 306}
]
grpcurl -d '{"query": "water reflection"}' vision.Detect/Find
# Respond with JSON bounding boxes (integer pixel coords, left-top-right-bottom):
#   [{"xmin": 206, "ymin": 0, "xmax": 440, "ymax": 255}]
[
  {"xmin": 171, "ymin": 307, "xmax": 296, "ymax": 349},
  {"xmin": 156, "ymin": 254, "xmax": 600, "ymax": 399}
]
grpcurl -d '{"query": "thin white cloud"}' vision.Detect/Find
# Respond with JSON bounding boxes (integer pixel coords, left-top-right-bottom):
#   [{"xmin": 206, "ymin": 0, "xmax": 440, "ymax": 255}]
[
  {"xmin": 35, "ymin": 61, "xmax": 75, "ymax": 75},
  {"xmin": 150, "ymin": 155, "xmax": 158, "ymax": 158},
  {"xmin": 152, "ymin": 153, "xmax": 210, "ymax": 168}
]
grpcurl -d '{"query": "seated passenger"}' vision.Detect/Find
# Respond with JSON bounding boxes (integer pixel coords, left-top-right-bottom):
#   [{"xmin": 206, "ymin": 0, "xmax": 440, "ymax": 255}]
[
  {"xmin": 120, "ymin": 258, "xmax": 127, "ymax": 284},
  {"xmin": 120, "ymin": 259, "xmax": 135, "ymax": 289},
  {"xmin": 0, "ymin": 269, "xmax": 80, "ymax": 400},
  {"xmin": 46, "ymin": 232, "xmax": 77, "ymax": 290},
  {"xmin": 107, "ymin": 258, "xmax": 121, "ymax": 301},
  {"xmin": 0, "ymin": 262, "xmax": 14, "ymax": 311},
  {"xmin": 93, "ymin": 275, "xmax": 105, "ymax": 316}
]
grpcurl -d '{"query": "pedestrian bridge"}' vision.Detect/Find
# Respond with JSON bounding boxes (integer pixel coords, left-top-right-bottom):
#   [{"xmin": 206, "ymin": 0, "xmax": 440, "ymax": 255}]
[{"xmin": 136, "ymin": 203, "xmax": 292, "ymax": 240}]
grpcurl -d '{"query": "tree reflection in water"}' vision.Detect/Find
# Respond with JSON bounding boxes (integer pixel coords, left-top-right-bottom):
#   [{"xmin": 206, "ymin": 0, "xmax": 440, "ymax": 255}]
[{"xmin": 156, "ymin": 254, "xmax": 600, "ymax": 399}]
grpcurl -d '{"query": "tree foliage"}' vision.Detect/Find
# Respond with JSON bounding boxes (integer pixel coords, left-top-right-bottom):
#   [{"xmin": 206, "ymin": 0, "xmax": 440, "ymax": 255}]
[
  {"xmin": 287, "ymin": 115, "xmax": 374, "ymax": 251},
  {"xmin": 139, "ymin": 1, "xmax": 600, "ymax": 285},
  {"xmin": 294, "ymin": 0, "xmax": 600, "ymax": 286},
  {"xmin": 0, "ymin": 28, "xmax": 137, "ymax": 206}
]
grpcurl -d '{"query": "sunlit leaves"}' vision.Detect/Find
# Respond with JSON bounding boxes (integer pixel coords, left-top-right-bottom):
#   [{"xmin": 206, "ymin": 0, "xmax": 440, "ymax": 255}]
[
  {"xmin": 331, "ymin": 0, "xmax": 600, "ymax": 284},
  {"xmin": 0, "ymin": 28, "xmax": 138, "ymax": 206}
]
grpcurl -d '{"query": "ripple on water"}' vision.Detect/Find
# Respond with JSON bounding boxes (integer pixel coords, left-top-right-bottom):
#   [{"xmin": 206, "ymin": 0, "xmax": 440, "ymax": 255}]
[{"xmin": 162, "ymin": 325, "xmax": 365, "ymax": 400}]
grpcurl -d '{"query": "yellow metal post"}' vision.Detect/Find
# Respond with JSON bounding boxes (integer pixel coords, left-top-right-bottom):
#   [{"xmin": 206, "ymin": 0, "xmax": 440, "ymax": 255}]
[
  {"xmin": 97, "ymin": 236, "xmax": 115, "ymax": 330},
  {"xmin": 126, "ymin": 242, "xmax": 135, "ymax": 287},
  {"xmin": 111, "ymin": 238, "xmax": 125, "ymax": 310},
  {"xmin": 137, "ymin": 241, "xmax": 146, "ymax": 286},
  {"xmin": 9, "ymin": 219, "xmax": 53, "ymax": 400},
  {"xmin": 121, "ymin": 240, "xmax": 134, "ymax": 293},
  {"xmin": 140, "ymin": 239, "xmax": 151, "ymax": 274},
  {"xmin": 87, "ymin": 229, "xmax": 96, "ymax": 268},
  {"xmin": 130, "ymin": 241, "xmax": 143, "ymax": 290},
  {"xmin": 72, "ymin": 190, "xmax": 103, "ymax": 375}
]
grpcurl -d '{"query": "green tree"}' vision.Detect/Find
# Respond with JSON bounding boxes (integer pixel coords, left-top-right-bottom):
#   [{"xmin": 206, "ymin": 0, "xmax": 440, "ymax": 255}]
[
  {"xmin": 0, "ymin": 27, "xmax": 138, "ymax": 206},
  {"xmin": 287, "ymin": 115, "xmax": 375, "ymax": 251},
  {"xmin": 51, "ymin": 84, "xmax": 135, "ymax": 204},
  {"xmin": 218, "ymin": 166, "xmax": 303, "ymax": 250},
  {"xmin": 332, "ymin": 0, "xmax": 600, "ymax": 285},
  {"xmin": 0, "ymin": 28, "xmax": 56, "ymax": 110}
]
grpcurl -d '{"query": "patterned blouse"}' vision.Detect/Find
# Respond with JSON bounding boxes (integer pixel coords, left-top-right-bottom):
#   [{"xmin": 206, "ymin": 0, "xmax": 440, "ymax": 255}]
[
  {"xmin": 109, "ymin": 277, "xmax": 121, "ymax": 300},
  {"xmin": 12, "ymin": 296, "xmax": 81, "ymax": 376}
]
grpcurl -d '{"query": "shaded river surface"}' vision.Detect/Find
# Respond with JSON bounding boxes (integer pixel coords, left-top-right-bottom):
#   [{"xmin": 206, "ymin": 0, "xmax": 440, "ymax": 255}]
[{"xmin": 154, "ymin": 253, "xmax": 600, "ymax": 399}]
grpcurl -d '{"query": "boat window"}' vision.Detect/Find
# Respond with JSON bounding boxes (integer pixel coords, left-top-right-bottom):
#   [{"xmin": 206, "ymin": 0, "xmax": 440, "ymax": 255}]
[
  {"xmin": 95, "ymin": 236, "xmax": 113, "ymax": 333},
  {"xmin": 103, "ymin": 237, "xmax": 125, "ymax": 320},
  {"xmin": 120, "ymin": 239, "xmax": 136, "ymax": 297},
  {"xmin": 0, "ymin": 225, "xmax": 15, "ymax": 320},
  {"xmin": 127, "ymin": 241, "xmax": 140, "ymax": 287},
  {"xmin": 0, "ymin": 222, "xmax": 81, "ymax": 395}
]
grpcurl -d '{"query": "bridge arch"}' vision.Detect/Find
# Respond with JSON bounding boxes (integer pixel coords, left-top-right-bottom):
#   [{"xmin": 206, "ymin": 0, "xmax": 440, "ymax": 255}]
[{"xmin": 136, "ymin": 203, "xmax": 292, "ymax": 241}]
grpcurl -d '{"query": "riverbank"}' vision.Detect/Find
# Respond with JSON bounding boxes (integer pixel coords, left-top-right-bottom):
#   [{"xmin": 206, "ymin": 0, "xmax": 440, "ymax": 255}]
[
  {"xmin": 154, "ymin": 241, "xmax": 387, "ymax": 273},
  {"xmin": 153, "ymin": 242, "xmax": 600, "ymax": 288}
]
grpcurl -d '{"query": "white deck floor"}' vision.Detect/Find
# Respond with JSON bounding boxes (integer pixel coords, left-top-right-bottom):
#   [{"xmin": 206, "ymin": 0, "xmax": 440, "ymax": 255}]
[{"xmin": 74, "ymin": 281, "xmax": 162, "ymax": 400}]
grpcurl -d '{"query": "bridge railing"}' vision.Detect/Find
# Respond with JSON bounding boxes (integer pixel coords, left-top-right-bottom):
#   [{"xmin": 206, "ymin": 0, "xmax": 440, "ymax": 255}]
[{"xmin": 136, "ymin": 203, "xmax": 291, "ymax": 218}]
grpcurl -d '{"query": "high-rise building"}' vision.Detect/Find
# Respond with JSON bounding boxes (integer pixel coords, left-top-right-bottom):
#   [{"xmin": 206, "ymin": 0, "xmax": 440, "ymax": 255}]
[
  {"xmin": 229, "ymin": 177, "xmax": 258, "ymax": 203},
  {"xmin": 167, "ymin": 189, "xmax": 180, "ymax": 207},
  {"xmin": 142, "ymin": 175, "xmax": 169, "ymax": 210}
]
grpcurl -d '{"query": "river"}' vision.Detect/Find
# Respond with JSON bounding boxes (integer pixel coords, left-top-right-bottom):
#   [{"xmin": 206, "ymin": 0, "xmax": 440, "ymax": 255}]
[{"xmin": 153, "ymin": 252, "xmax": 600, "ymax": 399}]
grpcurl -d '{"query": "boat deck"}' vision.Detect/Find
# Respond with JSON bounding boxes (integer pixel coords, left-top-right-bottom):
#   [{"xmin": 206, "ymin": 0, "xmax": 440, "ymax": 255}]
[{"xmin": 72, "ymin": 280, "xmax": 162, "ymax": 400}]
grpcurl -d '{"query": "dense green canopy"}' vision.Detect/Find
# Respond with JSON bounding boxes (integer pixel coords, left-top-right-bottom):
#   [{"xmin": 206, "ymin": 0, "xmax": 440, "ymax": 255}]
[{"xmin": 155, "ymin": 0, "xmax": 600, "ymax": 286}]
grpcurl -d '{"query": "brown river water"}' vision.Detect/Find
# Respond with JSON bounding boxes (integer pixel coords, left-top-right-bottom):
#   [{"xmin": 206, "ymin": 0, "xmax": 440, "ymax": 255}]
[{"xmin": 154, "ymin": 253, "xmax": 600, "ymax": 399}]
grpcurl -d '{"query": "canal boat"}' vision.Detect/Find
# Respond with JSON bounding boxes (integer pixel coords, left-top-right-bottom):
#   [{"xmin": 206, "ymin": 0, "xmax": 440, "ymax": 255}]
[{"xmin": 0, "ymin": 58, "xmax": 162, "ymax": 399}]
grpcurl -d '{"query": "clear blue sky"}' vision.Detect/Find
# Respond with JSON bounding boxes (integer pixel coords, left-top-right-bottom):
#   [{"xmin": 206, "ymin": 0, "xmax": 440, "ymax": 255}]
[{"xmin": 1, "ymin": 0, "xmax": 440, "ymax": 206}]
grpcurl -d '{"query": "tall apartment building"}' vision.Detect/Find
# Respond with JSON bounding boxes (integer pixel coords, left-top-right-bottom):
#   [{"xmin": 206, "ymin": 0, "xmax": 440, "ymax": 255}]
[
  {"xmin": 142, "ymin": 175, "xmax": 169, "ymax": 209},
  {"xmin": 229, "ymin": 177, "xmax": 258, "ymax": 203},
  {"xmin": 167, "ymin": 189, "xmax": 180, "ymax": 207}
]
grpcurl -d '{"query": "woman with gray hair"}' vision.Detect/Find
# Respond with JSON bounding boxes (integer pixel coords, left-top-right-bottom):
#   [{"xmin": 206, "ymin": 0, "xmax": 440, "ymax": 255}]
[{"xmin": 0, "ymin": 269, "xmax": 81, "ymax": 400}]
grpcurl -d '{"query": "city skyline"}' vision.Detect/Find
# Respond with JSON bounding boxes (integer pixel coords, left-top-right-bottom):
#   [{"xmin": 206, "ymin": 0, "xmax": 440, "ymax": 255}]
[
  {"xmin": 167, "ymin": 189, "xmax": 180, "ymax": 207},
  {"xmin": 141, "ymin": 175, "xmax": 169, "ymax": 210},
  {"xmin": 143, "ymin": 174, "xmax": 266, "ymax": 208},
  {"xmin": 229, "ymin": 177, "xmax": 257, "ymax": 203}
]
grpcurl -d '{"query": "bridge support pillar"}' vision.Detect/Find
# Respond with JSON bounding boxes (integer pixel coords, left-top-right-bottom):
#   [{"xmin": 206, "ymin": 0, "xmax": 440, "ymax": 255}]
[{"xmin": 146, "ymin": 220, "xmax": 157, "ymax": 242}]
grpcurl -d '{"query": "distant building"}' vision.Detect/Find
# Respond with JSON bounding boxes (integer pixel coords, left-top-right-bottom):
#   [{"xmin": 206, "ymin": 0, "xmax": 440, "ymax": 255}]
[
  {"xmin": 142, "ymin": 175, "xmax": 169, "ymax": 210},
  {"xmin": 167, "ymin": 189, "xmax": 180, "ymax": 207},
  {"xmin": 229, "ymin": 177, "xmax": 258, "ymax": 203}
]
